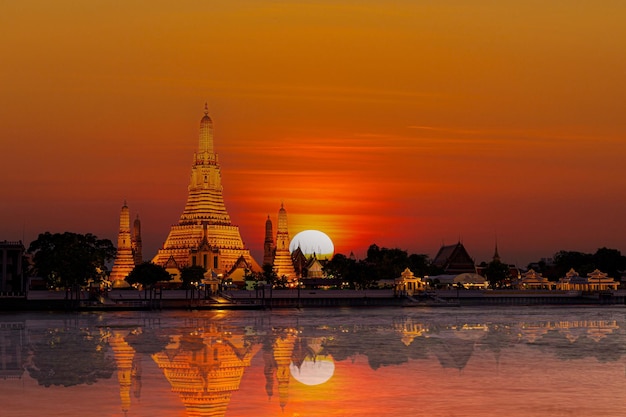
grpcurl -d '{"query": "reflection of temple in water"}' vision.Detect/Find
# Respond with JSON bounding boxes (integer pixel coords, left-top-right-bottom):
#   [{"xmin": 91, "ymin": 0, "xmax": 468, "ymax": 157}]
[
  {"xmin": 107, "ymin": 329, "xmax": 138, "ymax": 414},
  {"xmin": 270, "ymin": 328, "xmax": 298, "ymax": 410},
  {"xmin": 1, "ymin": 313, "xmax": 625, "ymax": 417},
  {"xmin": 151, "ymin": 324, "xmax": 260, "ymax": 417},
  {"xmin": 392, "ymin": 316, "xmax": 428, "ymax": 346},
  {"xmin": 432, "ymin": 337, "xmax": 475, "ymax": 371},
  {"xmin": 518, "ymin": 320, "xmax": 620, "ymax": 343},
  {"xmin": 263, "ymin": 329, "xmax": 335, "ymax": 411},
  {"xmin": 421, "ymin": 324, "xmax": 486, "ymax": 372}
]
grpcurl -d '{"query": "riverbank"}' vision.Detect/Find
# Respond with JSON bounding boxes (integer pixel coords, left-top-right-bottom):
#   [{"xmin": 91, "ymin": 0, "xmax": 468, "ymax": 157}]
[{"xmin": 1, "ymin": 288, "xmax": 625, "ymax": 311}]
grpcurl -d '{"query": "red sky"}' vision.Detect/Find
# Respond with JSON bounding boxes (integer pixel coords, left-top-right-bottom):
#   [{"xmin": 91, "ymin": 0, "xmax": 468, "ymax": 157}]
[{"xmin": 2, "ymin": 1, "xmax": 626, "ymax": 267}]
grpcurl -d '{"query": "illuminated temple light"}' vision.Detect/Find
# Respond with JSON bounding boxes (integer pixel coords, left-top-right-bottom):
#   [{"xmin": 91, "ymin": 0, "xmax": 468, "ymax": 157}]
[{"xmin": 152, "ymin": 107, "xmax": 260, "ymax": 275}]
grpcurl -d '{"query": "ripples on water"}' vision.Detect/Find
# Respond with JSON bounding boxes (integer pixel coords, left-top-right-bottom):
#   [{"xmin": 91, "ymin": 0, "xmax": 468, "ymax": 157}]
[{"xmin": 0, "ymin": 306, "xmax": 624, "ymax": 416}]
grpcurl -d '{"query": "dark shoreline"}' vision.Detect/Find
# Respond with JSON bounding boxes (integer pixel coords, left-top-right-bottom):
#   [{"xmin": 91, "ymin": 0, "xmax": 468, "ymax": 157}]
[{"xmin": 1, "ymin": 288, "xmax": 625, "ymax": 311}]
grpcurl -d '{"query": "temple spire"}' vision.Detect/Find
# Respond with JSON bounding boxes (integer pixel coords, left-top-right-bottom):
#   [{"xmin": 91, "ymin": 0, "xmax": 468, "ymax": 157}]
[
  {"xmin": 110, "ymin": 201, "xmax": 134, "ymax": 288},
  {"xmin": 273, "ymin": 203, "xmax": 296, "ymax": 280},
  {"xmin": 198, "ymin": 104, "xmax": 214, "ymax": 160},
  {"xmin": 493, "ymin": 241, "xmax": 501, "ymax": 263},
  {"xmin": 152, "ymin": 108, "xmax": 260, "ymax": 276}
]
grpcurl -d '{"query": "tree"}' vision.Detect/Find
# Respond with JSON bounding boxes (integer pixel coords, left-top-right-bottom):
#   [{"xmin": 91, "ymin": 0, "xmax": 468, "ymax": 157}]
[
  {"xmin": 552, "ymin": 251, "xmax": 594, "ymax": 279},
  {"xmin": 125, "ymin": 262, "xmax": 172, "ymax": 289},
  {"xmin": 261, "ymin": 263, "xmax": 278, "ymax": 286},
  {"xmin": 483, "ymin": 260, "xmax": 510, "ymax": 288},
  {"xmin": 592, "ymin": 247, "xmax": 626, "ymax": 280},
  {"xmin": 547, "ymin": 248, "xmax": 626, "ymax": 281},
  {"xmin": 323, "ymin": 253, "xmax": 360, "ymax": 288},
  {"xmin": 362, "ymin": 244, "xmax": 411, "ymax": 288},
  {"xmin": 27, "ymin": 232, "xmax": 116, "ymax": 289},
  {"xmin": 407, "ymin": 253, "xmax": 430, "ymax": 277},
  {"xmin": 180, "ymin": 265, "xmax": 206, "ymax": 289},
  {"xmin": 324, "ymin": 247, "xmax": 431, "ymax": 290},
  {"xmin": 275, "ymin": 274, "xmax": 289, "ymax": 289},
  {"xmin": 323, "ymin": 253, "xmax": 354, "ymax": 279}
]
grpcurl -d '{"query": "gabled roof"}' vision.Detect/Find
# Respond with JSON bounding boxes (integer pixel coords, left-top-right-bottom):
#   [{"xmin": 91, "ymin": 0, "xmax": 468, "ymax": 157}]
[
  {"xmin": 432, "ymin": 242, "xmax": 475, "ymax": 274},
  {"xmin": 164, "ymin": 255, "xmax": 179, "ymax": 269},
  {"xmin": 225, "ymin": 255, "xmax": 253, "ymax": 278}
]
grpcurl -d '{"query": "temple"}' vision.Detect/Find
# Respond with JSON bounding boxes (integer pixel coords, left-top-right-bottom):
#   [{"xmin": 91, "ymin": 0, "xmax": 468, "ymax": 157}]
[
  {"xmin": 132, "ymin": 215, "xmax": 142, "ymax": 265},
  {"xmin": 152, "ymin": 106, "xmax": 260, "ymax": 276},
  {"xmin": 270, "ymin": 204, "xmax": 297, "ymax": 281},
  {"xmin": 263, "ymin": 215, "xmax": 275, "ymax": 266},
  {"xmin": 110, "ymin": 201, "xmax": 139, "ymax": 288},
  {"xmin": 431, "ymin": 242, "xmax": 476, "ymax": 274}
]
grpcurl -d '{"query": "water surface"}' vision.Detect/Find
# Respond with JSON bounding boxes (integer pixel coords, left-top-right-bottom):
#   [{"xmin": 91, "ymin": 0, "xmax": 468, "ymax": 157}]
[{"xmin": 1, "ymin": 306, "xmax": 624, "ymax": 416}]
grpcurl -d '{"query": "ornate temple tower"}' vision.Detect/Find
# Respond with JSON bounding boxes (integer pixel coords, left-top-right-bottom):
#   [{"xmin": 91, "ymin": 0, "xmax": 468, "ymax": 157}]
[
  {"xmin": 152, "ymin": 105, "xmax": 260, "ymax": 275},
  {"xmin": 263, "ymin": 215, "xmax": 275, "ymax": 266},
  {"xmin": 132, "ymin": 215, "xmax": 142, "ymax": 265},
  {"xmin": 272, "ymin": 204, "xmax": 296, "ymax": 280},
  {"xmin": 110, "ymin": 201, "xmax": 135, "ymax": 288}
]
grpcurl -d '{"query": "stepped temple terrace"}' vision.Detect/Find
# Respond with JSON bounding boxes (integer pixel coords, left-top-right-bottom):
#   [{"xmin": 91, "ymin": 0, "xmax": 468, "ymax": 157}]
[{"xmin": 151, "ymin": 105, "xmax": 260, "ymax": 277}]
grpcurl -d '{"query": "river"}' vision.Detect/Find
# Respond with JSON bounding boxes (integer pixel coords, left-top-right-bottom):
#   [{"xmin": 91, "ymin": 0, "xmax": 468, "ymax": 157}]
[{"xmin": 0, "ymin": 306, "xmax": 624, "ymax": 416}]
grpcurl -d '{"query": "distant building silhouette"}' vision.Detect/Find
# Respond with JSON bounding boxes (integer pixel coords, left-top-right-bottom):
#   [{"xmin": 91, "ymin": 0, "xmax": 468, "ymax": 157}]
[
  {"xmin": 132, "ymin": 214, "xmax": 142, "ymax": 265},
  {"xmin": 432, "ymin": 242, "xmax": 476, "ymax": 274},
  {"xmin": 475, "ymin": 243, "xmax": 521, "ymax": 284},
  {"xmin": 263, "ymin": 215, "xmax": 275, "ymax": 266},
  {"xmin": 0, "ymin": 240, "xmax": 25, "ymax": 292}
]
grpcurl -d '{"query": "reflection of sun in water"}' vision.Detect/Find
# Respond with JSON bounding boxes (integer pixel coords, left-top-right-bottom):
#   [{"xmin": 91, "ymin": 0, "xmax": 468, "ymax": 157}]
[{"xmin": 290, "ymin": 355, "xmax": 335, "ymax": 386}]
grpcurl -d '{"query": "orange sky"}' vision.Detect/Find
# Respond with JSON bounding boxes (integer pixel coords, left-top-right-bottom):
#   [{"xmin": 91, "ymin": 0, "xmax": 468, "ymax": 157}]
[{"xmin": 2, "ymin": 1, "xmax": 626, "ymax": 266}]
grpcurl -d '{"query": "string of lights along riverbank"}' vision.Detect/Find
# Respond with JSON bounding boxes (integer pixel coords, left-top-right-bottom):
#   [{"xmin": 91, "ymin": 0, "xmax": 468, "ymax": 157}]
[{"xmin": 151, "ymin": 105, "xmax": 260, "ymax": 276}]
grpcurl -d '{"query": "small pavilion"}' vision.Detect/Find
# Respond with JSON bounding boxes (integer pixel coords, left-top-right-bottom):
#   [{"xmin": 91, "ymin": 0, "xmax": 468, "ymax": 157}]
[
  {"xmin": 395, "ymin": 268, "xmax": 425, "ymax": 296},
  {"xmin": 556, "ymin": 268, "xmax": 588, "ymax": 291},
  {"xmin": 585, "ymin": 269, "xmax": 619, "ymax": 291},
  {"xmin": 518, "ymin": 269, "xmax": 554, "ymax": 290}
]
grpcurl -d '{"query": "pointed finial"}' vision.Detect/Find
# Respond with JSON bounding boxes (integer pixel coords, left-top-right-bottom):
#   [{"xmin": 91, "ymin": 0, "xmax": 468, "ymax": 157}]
[{"xmin": 204, "ymin": 102, "xmax": 208, "ymax": 116}]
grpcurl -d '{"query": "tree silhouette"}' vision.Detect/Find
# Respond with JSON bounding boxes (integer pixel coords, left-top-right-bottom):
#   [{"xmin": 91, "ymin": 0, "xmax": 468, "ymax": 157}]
[
  {"xmin": 27, "ymin": 232, "xmax": 116, "ymax": 289},
  {"xmin": 483, "ymin": 259, "xmax": 511, "ymax": 288},
  {"xmin": 125, "ymin": 262, "xmax": 172, "ymax": 289},
  {"xmin": 180, "ymin": 265, "xmax": 206, "ymax": 289}
]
